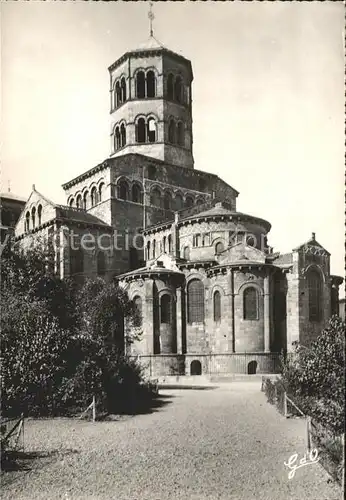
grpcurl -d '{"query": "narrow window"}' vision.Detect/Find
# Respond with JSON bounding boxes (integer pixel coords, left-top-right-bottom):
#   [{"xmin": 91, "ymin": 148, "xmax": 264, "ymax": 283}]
[
  {"xmin": 136, "ymin": 71, "xmax": 146, "ymax": 98},
  {"xmin": 167, "ymin": 73, "xmax": 174, "ymax": 100},
  {"xmin": 146, "ymin": 70, "xmax": 156, "ymax": 98},
  {"xmin": 146, "ymin": 240, "xmax": 151, "ymax": 260},
  {"xmin": 174, "ymin": 76, "xmax": 183, "ymax": 103},
  {"xmin": 121, "ymin": 77, "xmax": 126, "ymax": 102},
  {"xmin": 37, "ymin": 205, "xmax": 42, "ymax": 226},
  {"xmin": 25, "ymin": 211, "xmax": 30, "ymax": 232},
  {"xmin": 120, "ymin": 123, "xmax": 126, "ymax": 148},
  {"xmin": 177, "ymin": 122, "xmax": 184, "ymax": 146},
  {"xmin": 308, "ymin": 270, "xmax": 322, "ymax": 322},
  {"xmin": 118, "ymin": 180, "xmax": 129, "ymax": 201},
  {"xmin": 152, "ymin": 239, "xmax": 156, "ymax": 259},
  {"xmin": 31, "ymin": 207, "xmax": 36, "ymax": 229},
  {"xmin": 76, "ymin": 195, "xmax": 82, "ymax": 209},
  {"xmin": 147, "ymin": 118, "xmax": 157, "ymax": 143},
  {"xmin": 115, "ymin": 81, "xmax": 121, "ymax": 107},
  {"xmin": 163, "ymin": 191, "xmax": 172, "ymax": 210},
  {"xmin": 243, "ymin": 287, "xmax": 258, "ymax": 320},
  {"xmin": 83, "ymin": 191, "xmax": 89, "ymax": 210},
  {"xmin": 168, "ymin": 119, "xmax": 176, "ymax": 144},
  {"xmin": 69, "ymin": 198, "xmax": 74, "ymax": 208},
  {"xmin": 132, "ymin": 184, "xmax": 142, "ymax": 203},
  {"xmin": 115, "ymin": 126, "xmax": 121, "ymax": 150},
  {"xmin": 160, "ymin": 294, "xmax": 172, "ymax": 324},
  {"xmin": 163, "ymin": 236, "xmax": 166, "ymax": 253},
  {"xmin": 213, "ymin": 291, "xmax": 221, "ymax": 322},
  {"xmin": 91, "ymin": 187, "xmax": 97, "ymax": 207},
  {"xmin": 150, "ymin": 188, "xmax": 161, "ymax": 207},
  {"xmin": 98, "ymin": 183, "xmax": 104, "ymax": 202},
  {"xmin": 187, "ymin": 280, "xmax": 205, "ymax": 324},
  {"xmin": 175, "ymin": 194, "xmax": 183, "ymax": 210},
  {"xmin": 168, "ymin": 234, "xmax": 172, "ymax": 254},
  {"xmin": 136, "ymin": 118, "xmax": 146, "ymax": 143}
]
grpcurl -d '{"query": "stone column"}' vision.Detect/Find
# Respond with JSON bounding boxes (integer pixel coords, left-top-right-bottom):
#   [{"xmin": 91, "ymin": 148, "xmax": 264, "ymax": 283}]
[
  {"xmin": 264, "ymin": 274, "xmax": 270, "ymax": 353},
  {"xmin": 176, "ymin": 287, "xmax": 182, "ymax": 354}
]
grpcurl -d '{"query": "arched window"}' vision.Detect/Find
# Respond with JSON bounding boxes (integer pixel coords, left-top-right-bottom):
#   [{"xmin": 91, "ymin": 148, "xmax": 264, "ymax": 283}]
[
  {"xmin": 213, "ymin": 291, "xmax": 221, "ymax": 322},
  {"xmin": 133, "ymin": 296, "xmax": 142, "ymax": 326},
  {"xmin": 98, "ymin": 183, "xmax": 104, "ymax": 203},
  {"xmin": 70, "ymin": 248, "xmax": 84, "ymax": 277},
  {"xmin": 308, "ymin": 269, "xmax": 322, "ymax": 322},
  {"xmin": 121, "ymin": 77, "xmax": 126, "ymax": 102},
  {"xmin": 83, "ymin": 191, "xmax": 89, "ymax": 210},
  {"xmin": 168, "ymin": 119, "xmax": 176, "ymax": 144},
  {"xmin": 187, "ymin": 280, "xmax": 204, "ymax": 324},
  {"xmin": 146, "ymin": 70, "xmax": 156, "ymax": 98},
  {"xmin": 120, "ymin": 123, "xmax": 126, "ymax": 147},
  {"xmin": 183, "ymin": 247, "xmax": 190, "ymax": 260},
  {"xmin": 136, "ymin": 117, "xmax": 146, "ymax": 143},
  {"xmin": 160, "ymin": 294, "xmax": 172, "ymax": 324},
  {"xmin": 175, "ymin": 194, "xmax": 183, "ymax": 210},
  {"xmin": 115, "ymin": 81, "xmax": 121, "ymax": 107},
  {"xmin": 114, "ymin": 126, "xmax": 121, "ymax": 151},
  {"xmin": 97, "ymin": 251, "xmax": 106, "ymax": 276},
  {"xmin": 136, "ymin": 71, "xmax": 145, "ymax": 98},
  {"xmin": 132, "ymin": 184, "xmax": 142, "ymax": 204},
  {"xmin": 76, "ymin": 195, "xmax": 82, "ymax": 209},
  {"xmin": 147, "ymin": 117, "xmax": 157, "ymax": 143},
  {"xmin": 152, "ymin": 239, "xmax": 156, "ymax": 259},
  {"xmin": 168, "ymin": 234, "xmax": 172, "ymax": 254},
  {"xmin": 118, "ymin": 180, "xmax": 129, "ymax": 201},
  {"xmin": 177, "ymin": 122, "xmax": 184, "ymax": 146},
  {"xmin": 91, "ymin": 187, "xmax": 97, "ymax": 207},
  {"xmin": 31, "ymin": 207, "xmax": 36, "ymax": 229},
  {"xmin": 25, "ymin": 211, "xmax": 30, "ymax": 232},
  {"xmin": 37, "ymin": 205, "xmax": 42, "ymax": 226},
  {"xmin": 163, "ymin": 236, "xmax": 167, "ymax": 253},
  {"xmin": 69, "ymin": 198, "xmax": 74, "ymax": 208},
  {"xmin": 150, "ymin": 188, "xmax": 161, "ymax": 207},
  {"xmin": 185, "ymin": 196, "xmax": 193, "ymax": 208},
  {"xmin": 174, "ymin": 75, "xmax": 183, "ymax": 103},
  {"xmin": 243, "ymin": 287, "xmax": 259, "ymax": 320},
  {"xmin": 167, "ymin": 73, "xmax": 174, "ymax": 100},
  {"xmin": 163, "ymin": 191, "xmax": 172, "ymax": 210},
  {"xmin": 215, "ymin": 242, "xmax": 224, "ymax": 255},
  {"xmin": 146, "ymin": 240, "xmax": 151, "ymax": 260}
]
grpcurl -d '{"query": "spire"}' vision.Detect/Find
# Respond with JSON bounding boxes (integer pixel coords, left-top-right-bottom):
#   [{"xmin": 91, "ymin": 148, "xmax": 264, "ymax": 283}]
[{"xmin": 148, "ymin": 1, "xmax": 155, "ymax": 37}]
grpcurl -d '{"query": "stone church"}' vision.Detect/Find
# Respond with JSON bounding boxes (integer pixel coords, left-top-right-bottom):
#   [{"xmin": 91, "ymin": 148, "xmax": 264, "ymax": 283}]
[{"xmin": 14, "ymin": 35, "xmax": 342, "ymax": 376}]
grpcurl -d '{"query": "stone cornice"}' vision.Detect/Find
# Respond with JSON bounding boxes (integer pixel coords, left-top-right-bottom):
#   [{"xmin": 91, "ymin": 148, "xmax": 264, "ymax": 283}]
[{"xmin": 62, "ymin": 161, "xmax": 110, "ymax": 190}]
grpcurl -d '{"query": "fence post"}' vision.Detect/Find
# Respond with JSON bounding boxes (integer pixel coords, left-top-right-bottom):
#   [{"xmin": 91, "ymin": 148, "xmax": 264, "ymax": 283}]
[
  {"xmin": 92, "ymin": 395, "xmax": 96, "ymax": 423},
  {"xmin": 283, "ymin": 392, "xmax": 287, "ymax": 418},
  {"xmin": 307, "ymin": 416, "xmax": 312, "ymax": 452}
]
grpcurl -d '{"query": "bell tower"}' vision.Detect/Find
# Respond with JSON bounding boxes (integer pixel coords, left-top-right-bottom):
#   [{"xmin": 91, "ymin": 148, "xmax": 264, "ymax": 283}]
[{"xmin": 108, "ymin": 16, "xmax": 194, "ymax": 169}]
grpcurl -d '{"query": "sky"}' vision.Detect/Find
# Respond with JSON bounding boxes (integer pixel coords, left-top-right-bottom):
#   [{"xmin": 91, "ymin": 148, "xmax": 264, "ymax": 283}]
[{"xmin": 1, "ymin": 1, "xmax": 344, "ymax": 284}]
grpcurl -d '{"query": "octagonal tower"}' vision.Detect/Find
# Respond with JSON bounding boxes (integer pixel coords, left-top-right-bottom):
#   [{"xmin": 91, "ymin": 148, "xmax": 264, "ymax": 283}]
[{"xmin": 108, "ymin": 36, "xmax": 194, "ymax": 169}]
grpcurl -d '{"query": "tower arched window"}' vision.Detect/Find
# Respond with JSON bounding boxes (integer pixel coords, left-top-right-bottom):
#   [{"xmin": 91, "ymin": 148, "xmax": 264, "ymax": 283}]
[
  {"xmin": 150, "ymin": 188, "xmax": 161, "ymax": 207},
  {"xmin": 118, "ymin": 180, "xmax": 129, "ymax": 201},
  {"xmin": 136, "ymin": 71, "xmax": 146, "ymax": 98},
  {"xmin": 308, "ymin": 269, "xmax": 322, "ymax": 322},
  {"xmin": 147, "ymin": 117, "xmax": 157, "ymax": 143},
  {"xmin": 69, "ymin": 198, "xmax": 74, "ymax": 208},
  {"xmin": 215, "ymin": 242, "xmax": 224, "ymax": 255},
  {"xmin": 177, "ymin": 122, "xmax": 184, "ymax": 146},
  {"xmin": 98, "ymin": 183, "xmax": 104, "ymax": 202},
  {"xmin": 174, "ymin": 76, "xmax": 183, "ymax": 103},
  {"xmin": 97, "ymin": 251, "xmax": 106, "ymax": 276},
  {"xmin": 163, "ymin": 191, "xmax": 172, "ymax": 210},
  {"xmin": 146, "ymin": 70, "xmax": 156, "ymax": 98},
  {"xmin": 185, "ymin": 196, "xmax": 193, "ymax": 208},
  {"xmin": 76, "ymin": 195, "xmax": 82, "ymax": 209},
  {"xmin": 168, "ymin": 119, "xmax": 176, "ymax": 144},
  {"xmin": 91, "ymin": 187, "xmax": 97, "ymax": 207},
  {"xmin": 175, "ymin": 194, "xmax": 183, "ymax": 210},
  {"xmin": 37, "ymin": 205, "xmax": 42, "ymax": 226},
  {"xmin": 213, "ymin": 291, "xmax": 221, "ymax": 322},
  {"xmin": 83, "ymin": 191, "xmax": 89, "ymax": 210},
  {"xmin": 136, "ymin": 117, "xmax": 146, "ymax": 143},
  {"xmin": 115, "ymin": 81, "xmax": 121, "ymax": 107},
  {"xmin": 160, "ymin": 294, "xmax": 172, "ymax": 324},
  {"xmin": 167, "ymin": 73, "xmax": 174, "ymax": 100},
  {"xmin": 120, "ymin": 123, "xmax": 126, "ymax": 148},
  {"xmin": 31, "ymin": 207, "xmax": 36, "ymax": 229},
  {"xmin": 121, "ymin": 77, "xmax": 126, "ymax": 102},
  {"xmin": 187, "ymin": 280, "xmax": 205, "ymax": 324},
  {"xmin": 243, "ymin": 287, "xmax": 259, "ymax": 320},
  {"xmin": 132, "ymin": 183, "xmax": 142, "ymax": 204},
  {"xmin": 133, "ymin": 296, "xmax": 142, "ymax": 326},
  {"xmin": 115, "ymin": 126, "xmax": 121, "ymax": 150},
  {"xmin": 183, "ymin": 247, "xmax": 190, "ymax": 260}
]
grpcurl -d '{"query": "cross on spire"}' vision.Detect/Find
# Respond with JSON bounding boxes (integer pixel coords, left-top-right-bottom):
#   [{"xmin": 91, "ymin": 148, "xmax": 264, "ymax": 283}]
[{"xmin": 148, "ymin": 1, "xmax": 155, "ymax": 37}]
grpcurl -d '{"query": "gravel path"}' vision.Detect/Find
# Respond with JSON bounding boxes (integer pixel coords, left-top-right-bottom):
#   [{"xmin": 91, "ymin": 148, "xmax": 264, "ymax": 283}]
[{"xmin": 1, "ymin": 382, "xmax": 342, "ymax": 500}]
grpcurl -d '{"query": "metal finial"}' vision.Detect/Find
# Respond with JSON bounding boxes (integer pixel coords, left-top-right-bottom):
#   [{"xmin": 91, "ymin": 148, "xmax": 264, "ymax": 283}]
[{"xmin": 148, "ymin": 1, "xmax": 155, "ymax": 37}]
